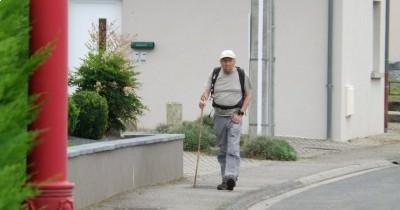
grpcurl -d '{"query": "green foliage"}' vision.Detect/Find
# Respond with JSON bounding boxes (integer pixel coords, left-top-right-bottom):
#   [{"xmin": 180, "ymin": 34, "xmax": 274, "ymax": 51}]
[
  {"xmin": 68, "ymin": 99, "xmax": 80, "ymax": 135},
  {"xmin": 71, "ymin": 91, "xmax": 109, "ymax": 140},
  {"xmin": 389, "ymin": 78, "xmax": 400, "ymax": 103},
  {"xmin": 392, "ymin": 104, "xmax": 400, "ymax": 112},
  {"xmin": 201, "ymin": 115, "xmax": 214, "ymax": 128},
  {"xmin": 389, "ymin": 101, "xmax": 400, "ymax": 111},
  {"xmin": 156, "ymin": 116, "xmax": 217, "ymax": 152},
  {"xmin": 69, "ymin": 22, "xmax": 146, "ymax": 134},
  {"xmin": 0, "ymin": 165, "xmax": 38, "ymax": 209},
  {"xmin": 240, "ymin": 134, "xmax": 250, "ymax": 146},
  {"xmin": 155, "ymin": 123, "xmax": 174, "ymax": 134},
  {"xmin": 0, "ymin": 0, "xmax": 50, "ymax": 208},
  {"xmin": 244, "ymin": 137, "xmax": 297, "ymax": 161},
  {"xmin": 179, "ymin": 121, "xmax": 216, "ymax": 152}
]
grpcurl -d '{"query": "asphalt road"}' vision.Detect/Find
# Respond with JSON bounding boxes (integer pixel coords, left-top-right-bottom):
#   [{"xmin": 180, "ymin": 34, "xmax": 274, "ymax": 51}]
[{"xmin": 264, "ymin": 166, "xmax": 400, "ymax": 210}]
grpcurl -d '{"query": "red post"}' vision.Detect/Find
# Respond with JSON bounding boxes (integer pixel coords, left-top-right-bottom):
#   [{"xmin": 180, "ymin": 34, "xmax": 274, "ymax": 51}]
[{"xmin": 28, "ymin": 0, "xmax": 74, "ymax": 209}]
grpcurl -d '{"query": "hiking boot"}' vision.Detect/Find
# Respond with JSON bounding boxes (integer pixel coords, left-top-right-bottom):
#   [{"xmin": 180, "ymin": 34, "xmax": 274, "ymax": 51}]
[
  {"xmin": 226, "ymin": 178, "xmax": 236, "ymax": 191},
  {"xmin": 217, "ymin": 182, "xmax": 228, "ymax": 190}
]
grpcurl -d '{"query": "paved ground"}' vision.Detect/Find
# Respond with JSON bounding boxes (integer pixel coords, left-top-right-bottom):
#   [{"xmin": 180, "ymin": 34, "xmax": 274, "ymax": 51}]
[{"xmin": 82, "ymin": 123, "xmax": 400, "ymax": 210}]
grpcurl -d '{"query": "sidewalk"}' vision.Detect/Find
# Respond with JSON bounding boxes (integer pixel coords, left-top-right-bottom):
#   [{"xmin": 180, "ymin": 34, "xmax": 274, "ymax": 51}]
[{"xmin": 83, "ymin": 123, "xmax": 400, "ymax": 210}]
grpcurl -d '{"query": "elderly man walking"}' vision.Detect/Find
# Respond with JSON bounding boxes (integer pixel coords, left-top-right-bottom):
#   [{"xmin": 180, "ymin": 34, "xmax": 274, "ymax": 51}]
[{"xmin": 199, "ymin": 50, "xmax": 252, "ymax": 191}]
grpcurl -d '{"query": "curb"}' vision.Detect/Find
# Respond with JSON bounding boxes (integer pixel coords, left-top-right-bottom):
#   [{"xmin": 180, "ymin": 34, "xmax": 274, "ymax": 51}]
[
  {"xmin": 224, "ymin": 160, "xmax": 394, "ymax": 210},
  {"xmin": 296, "ymin": 160, "xmax": 392, "ymax": 186}
]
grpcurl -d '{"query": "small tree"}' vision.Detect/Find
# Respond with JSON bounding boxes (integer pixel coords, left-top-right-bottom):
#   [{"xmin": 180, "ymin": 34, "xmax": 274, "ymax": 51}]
[{"xmin": 69, "ymin": 21, "xmax": 147, "ymax": 134}]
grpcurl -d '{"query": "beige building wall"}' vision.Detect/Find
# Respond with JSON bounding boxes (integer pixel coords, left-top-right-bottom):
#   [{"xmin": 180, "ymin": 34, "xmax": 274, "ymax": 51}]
[
  {"xmin": 122, "ymin": 0, "xmax": 251, "ymax": 130},
  {"xmin": 117, "ymin": 0, "xmax": 385, "ymax": 141},
  {"xmin": 274, "ymin": 0, "xmax": 328, "ymax": 139},
  {"xmin": 274, "ymin": 0, "xmax": 385, "ymax": 141},
  {"xmin": 389, "ymin": 0, "xmax": 400, "ymax": 62},
  {"xmin": 331, "ymin": 0, "xmax": 385, "ymax": 141}
]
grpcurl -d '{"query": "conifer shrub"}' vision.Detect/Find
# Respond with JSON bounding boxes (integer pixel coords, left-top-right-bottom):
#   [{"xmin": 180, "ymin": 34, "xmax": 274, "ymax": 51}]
[
  {"xmin": 71, "ymin": 91, "xmax": 109, "ymax": 140},
  {"xmin": 244, "ymin": 137, "xmax": 297, "ymax": 161}
]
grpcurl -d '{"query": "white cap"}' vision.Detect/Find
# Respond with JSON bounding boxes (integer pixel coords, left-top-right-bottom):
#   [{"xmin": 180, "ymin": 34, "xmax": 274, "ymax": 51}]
[{"xmin": 220, "ymin": 50, "xmax": 236, "ymax": 59}]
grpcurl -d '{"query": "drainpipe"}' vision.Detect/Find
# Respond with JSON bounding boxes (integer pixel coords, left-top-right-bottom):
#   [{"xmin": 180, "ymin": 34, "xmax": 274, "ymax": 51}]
[
  {"xmin": 384, "ymin": 0, "xmax": 390, "ymax": 132},
  {"xmin": 326, "ymin": 0, "xmax": 333, "ymax": 140},
  {"xmin": 258, "ymin": 0, "xmax": 265, "ymax": 135},
  {"xmin": 249, "ymin": 0, "xmax": 275, "ymax": 139},
  {"xmin": 249, "ymin": 0, "xmax": 267, "ymax": 139},
  {"xmin": 266, "ymin": 0, "xmax": 275, "ymax": 136}
]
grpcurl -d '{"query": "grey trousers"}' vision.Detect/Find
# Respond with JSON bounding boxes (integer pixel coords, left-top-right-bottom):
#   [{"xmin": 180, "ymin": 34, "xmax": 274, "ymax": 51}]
[{"xmin": 213, "ymin": 115, "xmax": 241, "ymax": 182}]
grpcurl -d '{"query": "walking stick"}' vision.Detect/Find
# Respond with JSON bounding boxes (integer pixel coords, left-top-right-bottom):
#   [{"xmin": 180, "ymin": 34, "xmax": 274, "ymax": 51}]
[{"xmin": 193, "ymin": 107, "xmax": 204, "ymax": 188}]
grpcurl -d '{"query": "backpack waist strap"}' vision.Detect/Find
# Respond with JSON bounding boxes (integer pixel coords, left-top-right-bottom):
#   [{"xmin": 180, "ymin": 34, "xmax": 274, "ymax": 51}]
[{"xmin": 212, "ymin": 99, "xmax": 243, "ymax": 110}]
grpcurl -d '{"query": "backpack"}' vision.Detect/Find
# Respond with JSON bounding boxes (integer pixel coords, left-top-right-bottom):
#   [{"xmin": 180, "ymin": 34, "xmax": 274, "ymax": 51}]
[{"xmin": 210, "ymin": 67, "xmax": 245, "ymax": 110}]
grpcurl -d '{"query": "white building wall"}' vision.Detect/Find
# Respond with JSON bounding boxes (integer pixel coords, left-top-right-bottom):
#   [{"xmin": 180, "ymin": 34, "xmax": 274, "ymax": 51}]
[
  {"xmin": 274, "ymin": 0, "xmax": 328, "ymax": 139},
  {"xmin": 332, "ymin": 0, "xmax": 385, "ymax": 141},
  {"xmin": 331, "ymin": 0, "xmax": 344, "ymax": 141},
  {"xmin": 389, "ymin": 0, "xmax": 400, "ymax": 62},
  {"xmin": 121, "ymin": 0, "xmax": 251, "ymax": 130}
]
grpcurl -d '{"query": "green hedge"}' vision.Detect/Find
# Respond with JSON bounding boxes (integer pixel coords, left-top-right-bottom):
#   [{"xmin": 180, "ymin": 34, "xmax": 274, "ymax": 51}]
[{"xmin": 71, "ymin": 91, "xmax": 109, "ymax": 140}]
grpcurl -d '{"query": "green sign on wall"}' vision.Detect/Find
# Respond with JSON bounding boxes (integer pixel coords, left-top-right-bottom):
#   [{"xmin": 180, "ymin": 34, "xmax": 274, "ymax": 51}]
[{"xmin": 131, "ymin": 41, "xmax": 155, "ymax": 49}]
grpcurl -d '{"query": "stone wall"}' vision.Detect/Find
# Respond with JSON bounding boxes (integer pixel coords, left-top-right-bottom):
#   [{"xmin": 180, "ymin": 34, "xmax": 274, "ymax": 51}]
[{"xmin": 67, "ymin": 134, "xmax": 184, "ymax": 209}]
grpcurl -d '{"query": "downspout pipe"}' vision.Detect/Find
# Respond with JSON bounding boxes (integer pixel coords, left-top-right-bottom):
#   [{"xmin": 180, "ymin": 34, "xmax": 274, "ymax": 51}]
[
  {"xmin": 257, "ymin": 0, "xmax": 264, "ymax": 135},
  {"xmin": 384, "ymin": 0, "xmax": 390, "ymax": 132},
  {"xmin": 327, "ymin": 0, "xmax": 333, "ymax": 140},
  {"xmin": 267, "ymin": 0, "xmax": 275, "ymax": 136}
]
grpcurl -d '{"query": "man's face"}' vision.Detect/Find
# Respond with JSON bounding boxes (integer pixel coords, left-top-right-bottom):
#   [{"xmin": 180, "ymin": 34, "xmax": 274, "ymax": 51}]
[{"xmin": 220, "ymin": 58, "xmax": 235, "ymax": 73}]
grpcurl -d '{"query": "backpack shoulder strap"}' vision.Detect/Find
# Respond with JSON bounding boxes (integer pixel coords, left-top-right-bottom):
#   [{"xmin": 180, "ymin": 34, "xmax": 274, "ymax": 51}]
[
  {"xmin": 210, "ymin": 67, "xmax": 221, "ymax": 96},
  {"xmin": 211, "ymin": 67, "xmax": 246, "ymax": 110},
  {"xmin": 236, "ymin": 67, "xmax": 245, "ymax": 97}
]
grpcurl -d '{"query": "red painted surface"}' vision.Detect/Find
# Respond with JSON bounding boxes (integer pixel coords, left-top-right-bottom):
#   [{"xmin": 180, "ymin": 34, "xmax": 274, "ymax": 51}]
[{"xmin": 28, "ymin": 0, "xmax": 74, "ymax": 209}]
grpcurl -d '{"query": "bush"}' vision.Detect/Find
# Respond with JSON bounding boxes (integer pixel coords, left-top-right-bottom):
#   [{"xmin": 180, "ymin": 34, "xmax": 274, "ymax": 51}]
[
  {"xmin": 244, "ymin": 137, "xmax": 297, "ymax": 161},
  {"xmin": 71, "ymin": 91, "xmax": 109, "ymax": 140},
  {"xmin": 180, "ymin": 121, "xmax": 216, "ymax": 152},
  {"xmin": 69, "ymin": 22, "xmax": 146, "ymax": 134},
  {"xmin": 68, "ymin": 99, "xmax": 80, "ymax": 135},
  {"xmin": 156, "ymin": 116, "xmax": 216, "ymax": 152},
  {"xmin": 202, "ymin": 115, "xmax": 214, "ymax": 128},
  {"xmin": 155, "ymin": 123, "xmax": 174, "ymax": 134}
]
